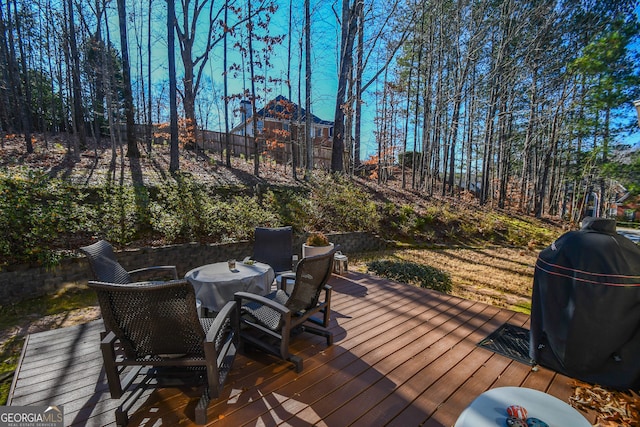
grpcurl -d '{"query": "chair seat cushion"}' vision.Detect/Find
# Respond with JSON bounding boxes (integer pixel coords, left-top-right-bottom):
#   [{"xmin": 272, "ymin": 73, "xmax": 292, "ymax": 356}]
[
  {"xmin": 200, "ymin": 317, "xmax": 215, "ymax": 332},
  {"xmin": 241, "ymin": 290, "xmax": 289, "ymax": 330}
]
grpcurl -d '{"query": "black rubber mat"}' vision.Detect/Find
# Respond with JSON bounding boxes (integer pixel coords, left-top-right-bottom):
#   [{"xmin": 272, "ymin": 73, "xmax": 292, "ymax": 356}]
[{"xmin": 477, "ymin": 323, "xmax": 534, "ymax": 365}]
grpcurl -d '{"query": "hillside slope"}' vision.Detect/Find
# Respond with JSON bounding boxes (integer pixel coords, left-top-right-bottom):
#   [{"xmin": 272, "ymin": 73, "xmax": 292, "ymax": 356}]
[{"xmin": 1, "ymin": 133, "xmax": 565, "ymax": 249}]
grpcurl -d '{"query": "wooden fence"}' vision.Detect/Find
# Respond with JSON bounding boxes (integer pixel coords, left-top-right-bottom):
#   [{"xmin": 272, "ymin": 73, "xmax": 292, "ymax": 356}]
[
  {"xmin": 196, "ymin": 129, "xmax": 334, "ymax": 169},
  {"xmin": 125, "ymin": 124, "xmax": 334, "ymax": 169}
]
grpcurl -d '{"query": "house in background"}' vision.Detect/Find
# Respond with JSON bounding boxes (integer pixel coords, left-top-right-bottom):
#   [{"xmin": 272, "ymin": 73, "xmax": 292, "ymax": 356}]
[
  {"xmin": 230, "ymin": 95, "xmax": 335, "ymax": 168},
  {"xmin": 613, "ymin": 186, "xmax": 640, "ymax": 222}
]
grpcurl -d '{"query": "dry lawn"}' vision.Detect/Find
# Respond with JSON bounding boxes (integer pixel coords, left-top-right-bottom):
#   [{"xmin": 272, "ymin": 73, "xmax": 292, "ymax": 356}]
[{"xmin": 353, "ymin": 246, "xmax": 540, "ymax": 313}]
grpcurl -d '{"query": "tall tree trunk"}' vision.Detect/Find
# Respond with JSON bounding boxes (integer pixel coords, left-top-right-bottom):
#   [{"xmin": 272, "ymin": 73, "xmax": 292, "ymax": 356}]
[
  {"xmin": 91, "ymin": 0, "xmax": 106, "ymax": 152},
  {"xmin": 103, "ymin": 8, "xmax": 118, "ymax": 166},
  {"xmin": 11, "ymin": 0, "xmax": 33, "ymax": 153},
  {"xmin": 353, "ymin": 2, "xmax": 364, "ymax": 172},
  {"xmin": 599, "ymin": 107, "xmax": 611, "ymax": 217},
  {"xmin": 2, "ymin": 1, "xmax": 32, "ymax": 151},
  {"xmin": 520, "ymin": 69, "xmax": 537, "ymax": 212},
  {"xmin": 497, "ymin": 97, "xmax": 513, "ymax": 209},
  {"xmin": 331, "ymin": 0, "xmax": 359, "ymax": 173},
  {"xmin": 0, "ymin": 2, "xmax": 18, "ymax": 134},
  {"xmin": 464, "ymin": 65, "xmax": 477, "ymax": 194},
  {"xmin": 116, "ymin": 0, "xmax": 139, "ymax": 158},
  {"xmin": 412, "ymin": 8, "xmax": 426, "ymax": 190},
  {"xmin": 535, "ymin": 104, "xmax": 561, "ymax": 217},
  {"xmin": 146, "ymin": 0, "xmax": 153, "ymax": 152},
  {"xmin": 287, "ymin": 0, "xmax": 297, "ymax": 179},
  {"xmin": 168, "ymin": 0, "xmax": 179, "ymax": 172},
  {"xmin": 67, "ymin": 0, "xmax": 84, "ymax": 156},
  {"xmin": 480, "ymin": 85, "xmax": 498, "ymax": 205},
  {"xmin": 223, "ymin": 0, "xmax": 231, "ymax": 167},
  {"xmin": 401, "ymin": 49, "xmax": 415, "ymax": 190},
  {"xmin": 296, "ymin": 33, "xmax": 303, "ymax": 172},
  {"xmin": 447, "ymin": 45, "xmax": 473, "ymax": 195},
  {"xmin": 304, "ymin": 0, "xmax": 312, "ymax": 179},
  {"xmin": 247, "ymin": 0, "xmax": 259, "ymax": 177}
]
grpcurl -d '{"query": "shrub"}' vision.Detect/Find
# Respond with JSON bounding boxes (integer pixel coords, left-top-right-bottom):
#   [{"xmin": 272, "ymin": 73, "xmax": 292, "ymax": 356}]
[
  {"xmin": 149, "ymin": 177, "xmax": 211, "ymax": 242},
  {"xmin": 204, "ymin": 195, "xmax": 278, "ymax": 241},
  {"xmin": 149, "ymin": 175, "xmax": 278, "ymax": 243},
  {"xmin": 0, "ymin": 169, "xmax": 88, "ymax": 268},
  {"xmin": 309, "ymin": 173, "xmax": 379, "ymax": 232},
  {"xmin": 263, "ymin": 189, "xmax": 312, "ymax": 233},
  {"xmin": 366, "ymin": 259, "xmax": 452, "ymax": 293},
  {"xmin": 94, "ymin": 184, "xmax": 141, "ymax": 244}
]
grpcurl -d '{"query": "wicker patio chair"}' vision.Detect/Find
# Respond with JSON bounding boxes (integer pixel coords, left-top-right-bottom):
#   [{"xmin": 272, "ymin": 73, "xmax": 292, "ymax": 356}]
[
  {"xmin": 80, "ymin": 239, "xmax": 178, "ymax": 284},
  {"xmin": 234, "ymin": 247, "xmax": 336, "ymax": 373},
  {"xmin": 252, "ymin": 226, "xmax": 294, "ymax": 275},
  {"xmin": 88, "ymin": 279, "xmax": 239, "ymax": 425}
]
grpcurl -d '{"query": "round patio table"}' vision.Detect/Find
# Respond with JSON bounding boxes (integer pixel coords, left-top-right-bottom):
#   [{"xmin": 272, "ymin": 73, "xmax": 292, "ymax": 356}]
[
  {"xmin": 454, "ymin": 386, "xmax": 590, "ymax": 427},
  {"xmin": 185, "ymin": 261, "xmax": 275, "ymax": 313}
]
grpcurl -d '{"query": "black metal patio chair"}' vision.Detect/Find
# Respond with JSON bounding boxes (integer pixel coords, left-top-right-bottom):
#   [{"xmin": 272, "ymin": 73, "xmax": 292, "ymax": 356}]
[
  {"xmin": 88, "ymin": 279, "xmax": 239, "ymax": 425},
  {"xmin": 252, "ymin": 226, "xmax": 295, "ymax": 275},
  {"xmin": 234, "ymin": 247, "xmax": 336, "ymax": 373},
  {"xmin": 80, "ymin": 239, "xmax": 178, "ymax": 284}
]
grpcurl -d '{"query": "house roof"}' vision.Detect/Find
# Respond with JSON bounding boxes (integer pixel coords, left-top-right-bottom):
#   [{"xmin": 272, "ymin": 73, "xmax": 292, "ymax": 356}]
[
  {"xmin": 616, "ymin": 191, "xmax": 631, "ymax": 204},
  {"xmin": 255, "ymin": 95, "xmax": 333, "ymax": 126}
]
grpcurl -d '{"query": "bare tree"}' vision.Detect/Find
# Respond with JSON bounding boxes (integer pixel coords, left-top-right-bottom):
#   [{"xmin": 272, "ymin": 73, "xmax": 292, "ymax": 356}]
[
  {"xmin": 304, "ymin": 0, "xmax": 312, "ymax": 178},
  {"xmin": 331, "ymin": 0, "xmax": 360, "ymax": 173},
  {"xmin": 147, "ymin": 0, "xmax": 153, "ymax": 152},
  {"xmin": 0, "ymin": 3, "xmax": 21, "ymax": 137},
  {"xmin": 353, "ymin": 0, "xmax": 364, "ymax": 172},
  {"xmin": 168, "ymin": 0, "xmax": 179, "ymax": 172},
  {"xmin": 174, "ymin": 0, "xmax": 277, "ymax": 150},
  {"xmin": 116, "ymin": 0, "xmax": 139, "ymax": 158},
  {"xmin": 223, "ymin": 0, "xmax": 231, "ymax": 167},
  {"xmin": 287, "ymin": 0, "xmax": 297, "ymax": 179},
  {"xmin": 12, "ymin": 0, "xmax": 34, "ymax": 153}
]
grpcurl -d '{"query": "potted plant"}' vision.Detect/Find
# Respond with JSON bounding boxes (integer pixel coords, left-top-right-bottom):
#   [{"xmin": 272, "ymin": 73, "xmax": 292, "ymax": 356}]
[{"xmin": 302, "ymin": 232, "xmax": 334, "ymax": 258}]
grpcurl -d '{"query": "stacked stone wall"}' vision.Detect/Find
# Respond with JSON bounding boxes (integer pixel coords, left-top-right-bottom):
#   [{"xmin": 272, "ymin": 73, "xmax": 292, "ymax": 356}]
[{"xmin": 0, "ymin": 232, "xmax": 392, "ymax": 304}]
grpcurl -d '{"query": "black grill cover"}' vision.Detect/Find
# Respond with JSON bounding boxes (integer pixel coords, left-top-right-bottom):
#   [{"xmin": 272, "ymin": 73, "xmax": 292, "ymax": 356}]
[{"xmin": 529, "ymin": 217, "xmax": 640, "ymax": 390}]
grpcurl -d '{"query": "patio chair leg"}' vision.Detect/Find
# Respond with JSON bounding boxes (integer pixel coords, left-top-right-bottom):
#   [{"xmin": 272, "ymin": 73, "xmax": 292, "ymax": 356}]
[
  {"xmin": 303, "ymin": 324, "xmax": 334, "ymax": 346},
  {"xmin": 115, "ymin": 406, "xmax": 129, "ymax": 427},
  {"xmin": 195, "ymin": 387, "xmax": 210, "ymax": 425},
  {"xmin": 288, "ymin": 355, "xmax": 303, "ymax": 373}
]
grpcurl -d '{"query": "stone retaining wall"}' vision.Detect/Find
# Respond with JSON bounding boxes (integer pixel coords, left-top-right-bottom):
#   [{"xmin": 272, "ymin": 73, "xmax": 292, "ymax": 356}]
[{"xmin": 0, "ymin": 232, "xmax": 392, "ymax": 304}]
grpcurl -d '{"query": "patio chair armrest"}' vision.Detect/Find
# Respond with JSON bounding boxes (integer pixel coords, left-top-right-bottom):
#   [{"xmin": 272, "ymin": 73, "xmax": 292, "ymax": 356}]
[
  {"xmin": 101, "ymin": 330, "xmax": 117, "ymax": 346},
  {"xmin": 128, "ymin": 265, "xmax": 179, "ymax": 281},
  {"xmin": 322, "ymin": 284, "xmax": 332, "ymax": 299},
  {"xmin": 234, "ymin": 291, "xmax": 291, "ymax": 315},
  {"xmin": 279, "ymin": 272, "xmax": 296, "ymax": 291},
  {"xmin": 205, "ymin": 301, "xmax": 238, "ymax": 343},
  {"xmin": 89, "ymin": 278, "xmax": 189, "ymax": 289}
]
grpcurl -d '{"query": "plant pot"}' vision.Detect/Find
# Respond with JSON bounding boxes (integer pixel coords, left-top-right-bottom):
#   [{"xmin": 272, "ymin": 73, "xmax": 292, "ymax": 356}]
[{"xmin": 302, "ymin": 242, "xmax": 334, "ymax": 258}]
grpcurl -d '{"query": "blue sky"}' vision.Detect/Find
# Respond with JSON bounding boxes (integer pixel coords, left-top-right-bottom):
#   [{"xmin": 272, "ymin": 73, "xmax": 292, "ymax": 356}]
[
  {"xmin": 138, "ymin": 0, "xmax": 381, "ymax": 159},
  {"xmin": 126, "ymin": 0, "xmax": 640, "ymax": 160},
  {"xmin": 207, "ymin": 0, "xmax": 640, "ymax": 158}
]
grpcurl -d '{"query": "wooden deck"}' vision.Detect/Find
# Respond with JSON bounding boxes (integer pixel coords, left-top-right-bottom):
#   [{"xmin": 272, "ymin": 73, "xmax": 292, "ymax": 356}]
[{"xmin": 8, "ymin": 272, "xmax": 595, "ymax": 426}]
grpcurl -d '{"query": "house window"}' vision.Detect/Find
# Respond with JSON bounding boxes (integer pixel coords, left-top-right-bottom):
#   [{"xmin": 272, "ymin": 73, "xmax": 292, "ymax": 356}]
[
  {"xmin": 315, "ymin": 127, "xmax": 322, "ymax": 137},
  {"xmin": 283, "ymin": 123, "xmax": 290, "ymax": 131},
  {"xmin": 329, "ymin": 127, "xmax": 333, "ymax": 137},
  {"xmin": 257, "ymin": 120, "xmax": 264, "ymax": 134}
]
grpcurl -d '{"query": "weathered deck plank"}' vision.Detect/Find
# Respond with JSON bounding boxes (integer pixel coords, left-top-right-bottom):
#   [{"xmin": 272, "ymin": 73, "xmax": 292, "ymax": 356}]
[{"xmin": 8, "ymin": 272, "xmax": 594, "ymax": 426}]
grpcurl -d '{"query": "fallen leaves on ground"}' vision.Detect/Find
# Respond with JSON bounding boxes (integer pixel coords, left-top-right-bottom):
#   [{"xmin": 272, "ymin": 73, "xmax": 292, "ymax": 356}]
[{"xmin": 570, "ymin": 381, "xmax": 640, "ymax": 426}]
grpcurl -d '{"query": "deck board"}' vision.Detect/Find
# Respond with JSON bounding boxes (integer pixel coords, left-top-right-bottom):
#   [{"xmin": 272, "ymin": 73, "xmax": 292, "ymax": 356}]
[{"xmin": 8, "ymin": 271, "xmax": 594, "ymax": 426}]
